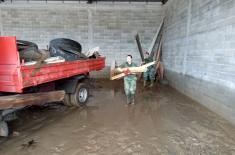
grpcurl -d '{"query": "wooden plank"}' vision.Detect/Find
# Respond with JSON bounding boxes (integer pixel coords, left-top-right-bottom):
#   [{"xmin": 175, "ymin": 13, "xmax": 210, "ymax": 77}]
[
  {"xmin": 155, "ymin": 39, "xmax": 162, "ymax": 61},
  {"xmin": 135, "ymin": 33, "xmax": 145, "ymax": 61},
  {"xmin": 148, "ymin": 18, "xmax": 164, "ymax": 56},
  {"xmin": 155, "ymin": 40, "xmax": 164, "ymax": 80},
  {"xmin": 111, "ymin": 61, "xmax": 156, "ymax": 80},
  {"xmin": 111, "ymin": 73, "xmax": 126, "ymax": 80},
  {"xmin": 0, "ymin": 90, "xmax": 65, "ymax": 110}
]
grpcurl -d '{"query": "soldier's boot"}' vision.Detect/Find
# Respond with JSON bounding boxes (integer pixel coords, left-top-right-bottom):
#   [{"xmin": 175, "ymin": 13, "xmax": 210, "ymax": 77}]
[
  {"xmin": 126, "ymin": 94, "xmax": 131, "ymax": 105},
  {"xmin": 149, "ymin": 80, "xmax": 154, "ymax": 87},
  {"xmin": 143, "ymin": 80, "xmax": 147, "ymax": 87},
  {"xmin": 130, "ymin": 94, "xmax": 135, "ymax": 105}
]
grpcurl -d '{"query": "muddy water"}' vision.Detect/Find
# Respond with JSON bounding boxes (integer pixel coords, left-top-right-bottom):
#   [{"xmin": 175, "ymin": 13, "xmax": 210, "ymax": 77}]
[{"xmin": 0, "ymin": 80, "xmax": 235, "ymax": 155}]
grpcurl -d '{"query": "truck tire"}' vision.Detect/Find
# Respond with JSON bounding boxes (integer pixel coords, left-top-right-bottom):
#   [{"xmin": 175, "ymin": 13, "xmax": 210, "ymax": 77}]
[
  {"xmin": 17, "ymin": 40, "xmax": 42, "ymax": 61},
  {"xmin": 17, "ymin": 40, "xmax": 38, "ymax": 52},
  {"xmin": 49, "ymin": 38, "xmax": 88, "ymax": 61},
  {"xmin": 0, "ymin": 121, "xmax": 9, "ymax": 137},
  {"xmin": 18, "ymin": 48, "xmax": 42, "ymax": 61},
  {"xmin": 70, "ymin": 83, "xmax": 89, "ymax": 107},
  {"xmin": 63, "ymin": 93, "xmax": 73, "ymax": 106}
]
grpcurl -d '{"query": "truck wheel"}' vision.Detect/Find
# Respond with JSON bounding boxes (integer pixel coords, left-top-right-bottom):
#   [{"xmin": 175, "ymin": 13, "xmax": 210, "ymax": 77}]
[
  {"xmin": 70, "ymin": 83, "xmax": 89, "ymax": 107},
  {"xmin": 63, "ymin": 93, "xmax": 72, "ymax": 106},
  {"xmin": 0, "ymin": 121, "xmax": 9, "ymax": 137}
]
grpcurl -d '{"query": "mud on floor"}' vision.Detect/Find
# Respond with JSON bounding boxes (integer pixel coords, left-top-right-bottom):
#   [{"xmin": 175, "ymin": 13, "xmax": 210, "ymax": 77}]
[{"xmin": 0, "ymin": 80, "xmax": 235, "ymax": 155}]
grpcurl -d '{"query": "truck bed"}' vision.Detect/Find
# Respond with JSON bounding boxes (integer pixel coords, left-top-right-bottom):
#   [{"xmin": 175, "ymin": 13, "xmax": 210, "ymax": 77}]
[{"xmin": 0, "ymin": 36, "xmax": 105, "ymax": 93}]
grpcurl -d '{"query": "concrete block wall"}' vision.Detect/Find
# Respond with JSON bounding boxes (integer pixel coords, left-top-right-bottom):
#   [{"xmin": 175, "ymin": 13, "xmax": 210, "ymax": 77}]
[
  {"xmin": 0, "ymin": 3, "xmax": 163, "ymax": 76},
  {"xmin": 163, "ymin": 0, "xmax": 235, "ymax": 124}
]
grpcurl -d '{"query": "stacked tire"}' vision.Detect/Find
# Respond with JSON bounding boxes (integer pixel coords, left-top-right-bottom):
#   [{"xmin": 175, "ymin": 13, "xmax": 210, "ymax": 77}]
[
  {"xmin": 17, "ymin": 40, "xmax": 49, "ymax": 62},
  {"xmin": 49, "ymin": 38, "xmax": 87, "ymax": 61}
]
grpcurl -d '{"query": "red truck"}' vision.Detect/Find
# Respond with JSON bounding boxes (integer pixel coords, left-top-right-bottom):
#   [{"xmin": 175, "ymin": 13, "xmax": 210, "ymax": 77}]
[{"xmin": 0, "ymin": 36, "xmax": 105, "ymax": 136}]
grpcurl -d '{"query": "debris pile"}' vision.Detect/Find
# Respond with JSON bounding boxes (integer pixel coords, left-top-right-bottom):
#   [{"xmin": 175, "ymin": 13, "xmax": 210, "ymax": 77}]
[{"xmin": 17, "ymin": 38, "xmax": 100, "ymax": 66}]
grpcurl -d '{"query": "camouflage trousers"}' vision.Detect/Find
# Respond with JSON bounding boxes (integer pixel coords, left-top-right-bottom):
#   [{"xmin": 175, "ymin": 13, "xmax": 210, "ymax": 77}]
[
  {"xmin": 124, "ymin": 79, "xmax": 137, "ymax": 96},
  {"xmin": 143, "ymin": 67, "xmax": 156, "ymax": 81}
]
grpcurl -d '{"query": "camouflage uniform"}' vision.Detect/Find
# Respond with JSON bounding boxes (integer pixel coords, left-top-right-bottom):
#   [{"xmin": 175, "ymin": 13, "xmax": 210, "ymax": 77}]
[
  {"xmin": 143, "ymin": 57, "xmax": 156, "ymax": 86},
  {"xmin": 119, "ymin": 62, "xmax": 137, "ymax": 104}
]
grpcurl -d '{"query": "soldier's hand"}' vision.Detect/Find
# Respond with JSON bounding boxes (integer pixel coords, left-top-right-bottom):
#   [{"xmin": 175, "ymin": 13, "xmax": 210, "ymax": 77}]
[{"xmin": 123, "ymin": 69, "xmax": 131, "ymax": 75}]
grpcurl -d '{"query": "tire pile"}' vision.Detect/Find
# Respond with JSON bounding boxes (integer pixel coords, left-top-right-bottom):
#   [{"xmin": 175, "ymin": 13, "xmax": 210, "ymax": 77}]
[
  {"xmin": 17, "ymin": 38, "xmax": 99, "ymax": 63},
  {"xmin": 49, "ymin": 38, "xmax": 87, "ymax": 61},
  {"xmin": 17, "ymin": 40, "xmax": 49, "ymax": 62}
]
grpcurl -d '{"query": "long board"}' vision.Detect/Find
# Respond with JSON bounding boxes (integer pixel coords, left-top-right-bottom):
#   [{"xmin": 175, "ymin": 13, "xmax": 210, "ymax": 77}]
[
  {"xmin": 111, "ymin": 61, "xmax": 156, "ymax": 80},
  {"xmin": 0, "ymin": 91, "xmax": 65, "ymax": 110}
]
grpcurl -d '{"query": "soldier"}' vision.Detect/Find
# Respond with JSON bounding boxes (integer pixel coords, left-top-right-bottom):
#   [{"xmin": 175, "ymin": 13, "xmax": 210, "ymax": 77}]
[
  {"xmin": 143, "ymin": 52, "xmax": 156, "ymax": 87},
  {"xmin": 117, "ymin": 55, "xmax": 138, "ymax": 105}
]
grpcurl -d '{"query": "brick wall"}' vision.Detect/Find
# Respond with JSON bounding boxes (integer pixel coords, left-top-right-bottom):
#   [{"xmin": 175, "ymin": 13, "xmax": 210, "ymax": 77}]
[
  {"xmin": 0, "ymin": 3, "xmax": 163, "ymax": 72},
  {"xmin": 163, "ymin": 0, "xmax": 235, "ymax": 124}
]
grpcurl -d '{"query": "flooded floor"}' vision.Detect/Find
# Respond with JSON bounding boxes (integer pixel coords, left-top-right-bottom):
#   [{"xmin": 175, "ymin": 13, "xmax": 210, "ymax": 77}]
[{"xmin": 0, "ymin": 80, "xmax": 235, "ymax": 155}]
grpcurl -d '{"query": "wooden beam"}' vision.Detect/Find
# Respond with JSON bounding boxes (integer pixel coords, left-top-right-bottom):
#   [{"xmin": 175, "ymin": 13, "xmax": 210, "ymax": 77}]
[
  {"xmin": 135, "ymin": 33, "xmax": 145, "ymax": 61},
  {"xmin": 0, "ymin": 90, "xmax": 65, "ymax": 110},
  {"xmin": 111, "ymin": 61, "xmax": 156, "ymax": 80},
  {"xmin": 148, "ymin": 18, "xmax": 164, "ymax": 56},
  {"xmin": 154, "ymin": 39, "xmax": 162, "ymax": 61}
]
